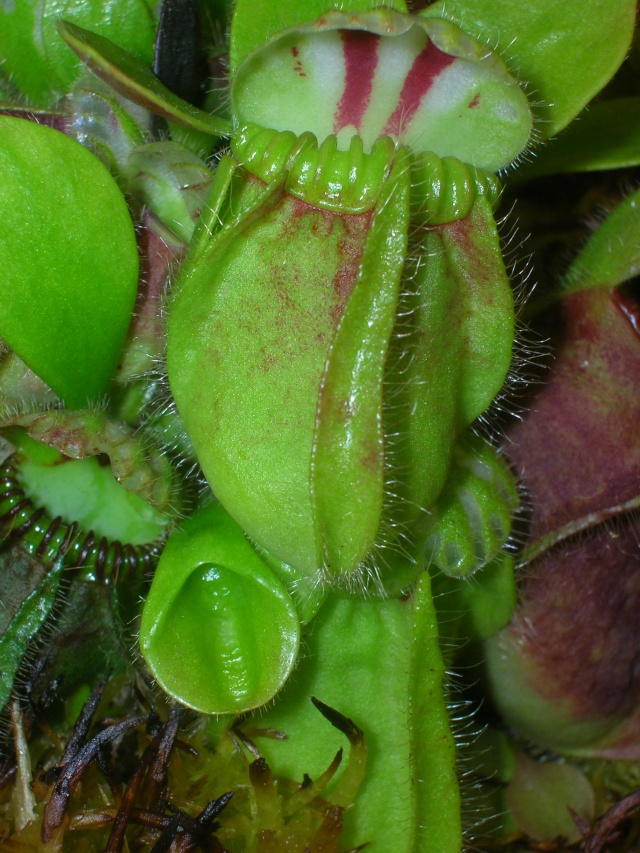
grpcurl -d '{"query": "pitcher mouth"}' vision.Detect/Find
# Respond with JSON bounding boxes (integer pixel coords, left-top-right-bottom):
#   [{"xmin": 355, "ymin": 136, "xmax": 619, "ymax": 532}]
[{"xmin": 231, "ymin": 9, "xmax": 532, "ymax": 171}]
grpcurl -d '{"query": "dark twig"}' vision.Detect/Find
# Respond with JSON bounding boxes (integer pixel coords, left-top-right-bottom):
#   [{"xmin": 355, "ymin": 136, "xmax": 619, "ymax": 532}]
[
  {"xmin": 150, "ymin": 792, "xmax": 234, "ymax": 853},
  {"xmin": 42, "ymin": 713, "xmax": 148, "ymax": 842},
  {"xmin": 148, "ymin": 704, "xmax": 183, "ymax": 791},
  {"xmin": 55, "ymin": 672, "xmax": 110, "ymax": 773},
  {"xmin": 576, "ymin": 789, "xmax": 640, "ymax": 852},
  {"xmin": 104, "ymin": 727, "xmax": 161, "ymax": 852},
  {"xmin": 310, "ymin": 696, "xmax": 364, "ymax": 746}
]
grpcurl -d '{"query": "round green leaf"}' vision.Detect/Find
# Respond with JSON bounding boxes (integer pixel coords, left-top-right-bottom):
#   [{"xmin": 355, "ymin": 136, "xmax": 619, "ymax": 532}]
[
  {"xmin": 0, "ymin": 117, "xmax": 139, "ymax": 407},
  {"xmin": 140, "ymin": 502, "xmax": 300, "ymax": 715},
  {"xmin": 506, "ymin": 752, "xmax": 595, "ymax": 843}
]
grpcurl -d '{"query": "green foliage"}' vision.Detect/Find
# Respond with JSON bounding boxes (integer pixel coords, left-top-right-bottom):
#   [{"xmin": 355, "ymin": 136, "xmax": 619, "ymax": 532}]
[
  {"xmin": 0, "ymin": 0, "xmax": 157, "ymax": 105},
  {"xmin": 140, "ymin": 502, "xmax": 300, "ymax": 714},
  {"xmin": 423, "ymin": 0, "xmax": 637, "ymax": 137},
  {"xmin": 0, "ymin": 117, "xmax": 139, "ymax": 408},
  {"xmin": 515, "ymin": 98, "xmax": 640, "ymax": 178},
  {"xmin": 57, "ymin": 20, "xmax": 232, "ymax": 137},
  {"xmin": 0, "ymin": 0, "xmax": 639, "ymax": 849}
]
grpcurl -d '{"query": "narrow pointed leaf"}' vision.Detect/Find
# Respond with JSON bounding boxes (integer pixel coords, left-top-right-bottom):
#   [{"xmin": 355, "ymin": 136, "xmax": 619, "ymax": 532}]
[
  {"xmin": 562, "ymin": 185, "xmax": 640, "ymax": 294},
  {"xmin": 57, "ymin": 20, "xmax": 232, "ymax": 138},
  {"xmin": 0, "ymin": 0, "xmax": 156, "ymax": 106},
  {"xmin": 0, "ymin": 560, "xmax": 64, "ymax": 713},
  {"xmin": 515, "ymin": 98, "xmax": 640, "ymax": 180}
]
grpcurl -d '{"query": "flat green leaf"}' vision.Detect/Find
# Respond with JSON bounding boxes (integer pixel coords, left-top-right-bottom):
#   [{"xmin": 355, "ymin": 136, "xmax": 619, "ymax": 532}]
[
  {"xmin": 57, "ymin": 21, "xmax": 232, "ymax": 138},
  {"xmin": 423, "ymin": 0, "xmax": 636, "ymax": 138},
  {"xmin": 253, "ymin": 576, "xmax": 460, "ymax": 852},
  {"xmin": 409, "ymin": 572, "xmax": 461, "ymax": 851},
  {"xmin": 515, "ymin": 97, "xmax": 640, "ymax": 180},
  {"xmin": 0, "ymin": 117, "xmax": 139, "ymax": 407},
  {"xmin": 506, "ymin": 752, "xmax": 595, "ymax": 844},
  {"xmin": 563, "ymin": 185, "xmax": 640, "ymax": 293}
]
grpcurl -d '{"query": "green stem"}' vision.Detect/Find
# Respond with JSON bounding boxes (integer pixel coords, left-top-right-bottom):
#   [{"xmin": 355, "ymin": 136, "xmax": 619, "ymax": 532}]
[
  {"xmin": 410, "ymin": 571, "xmax": 462, "ymax": 851},
  {"xmin": 184, "ymin": 154, "xmax": 238, "ymax": 272}
]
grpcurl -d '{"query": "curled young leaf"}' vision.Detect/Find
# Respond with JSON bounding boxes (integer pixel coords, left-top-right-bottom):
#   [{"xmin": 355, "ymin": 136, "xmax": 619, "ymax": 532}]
[{"xmin": 426, "ymin": 433, "xmax": 519, "ymax": 579}]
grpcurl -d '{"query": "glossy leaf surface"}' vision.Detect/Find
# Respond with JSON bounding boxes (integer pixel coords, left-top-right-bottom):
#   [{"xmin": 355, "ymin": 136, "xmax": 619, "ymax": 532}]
[
  {"xmin": 0, "ymin": 0, "xmax": 156, "ymax": 105},
  {"xmin": 255, "ymin": 573, "xmax": 460, "ymax": 852},
  {"xmin": 140, "ymin": 502, "xmax": 300, "ymax": 714},
  {"xmin": 310, "ymin": 156, "xmax": 410, "ymax": 577},
  {"xmin": 0, "ymin": 117, "xmax": 139, "ymax": 408}
]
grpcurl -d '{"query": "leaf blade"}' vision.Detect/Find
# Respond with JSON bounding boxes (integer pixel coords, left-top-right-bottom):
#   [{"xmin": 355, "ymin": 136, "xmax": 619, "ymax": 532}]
[{"xmin": 57, "ymin": 20, "xmax": 232, "ymax": 138}]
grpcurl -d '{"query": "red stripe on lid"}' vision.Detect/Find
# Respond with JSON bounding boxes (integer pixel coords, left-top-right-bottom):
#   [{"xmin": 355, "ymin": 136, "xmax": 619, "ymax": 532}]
[
  {"xmin": 383, "ymin": 42, "xmax": 456, "ymax": 137},
  {"xmin": 334, "ymin": 30, "xmax": 379, "ymax": 134}
]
